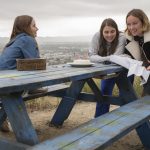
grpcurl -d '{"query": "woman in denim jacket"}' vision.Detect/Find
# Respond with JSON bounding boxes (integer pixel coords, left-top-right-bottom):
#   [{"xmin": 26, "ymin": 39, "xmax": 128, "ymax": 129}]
[
  {"xmin": 0, "ymin": 15, "xmax": 39, "ymax": 69},
  {"xmin": 0, "ymin": 15, "xmax": 39, "ymax": 132}
]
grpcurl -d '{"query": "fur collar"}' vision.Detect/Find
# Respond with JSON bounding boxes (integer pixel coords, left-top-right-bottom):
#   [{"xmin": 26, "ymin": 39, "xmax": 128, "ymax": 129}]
[
  {"xmin": 125, "ymin": 31, "xmax": 150, "ymax": 60},
  {"xmin": 125, "ymin": 31, "xmax": 150, "ymax": 43},
  {"xmin": 144, "ymin": 31, "xmax": 150, "ymax": 43}
]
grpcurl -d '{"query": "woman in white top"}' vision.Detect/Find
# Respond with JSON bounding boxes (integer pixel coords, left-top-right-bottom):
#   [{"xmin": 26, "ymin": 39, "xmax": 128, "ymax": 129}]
[{"xmin": 89, "ymin": 18, "xmax": 134, "ymax": 117}]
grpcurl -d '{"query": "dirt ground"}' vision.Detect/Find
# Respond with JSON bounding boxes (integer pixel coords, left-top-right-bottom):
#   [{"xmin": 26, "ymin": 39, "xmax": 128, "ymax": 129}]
[{"xmin": 0, "ymin": 98, "xmax": 145, "ymax": 150}]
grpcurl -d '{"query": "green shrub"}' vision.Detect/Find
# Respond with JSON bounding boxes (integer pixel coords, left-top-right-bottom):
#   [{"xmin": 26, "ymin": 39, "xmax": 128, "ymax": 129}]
[{"xmin": 82, "ymin": 77, "xmax": 143, "ymax": 97}]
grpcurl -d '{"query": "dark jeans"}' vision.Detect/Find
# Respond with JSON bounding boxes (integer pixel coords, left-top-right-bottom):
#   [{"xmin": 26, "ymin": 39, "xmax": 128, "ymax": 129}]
[
  {"xmin": 94, "ymin": 75, "xmax": 134, "ymax": 118},
  {"xmin": 143, "ymin": 76, "xmax": 150, "ymax": 96}
]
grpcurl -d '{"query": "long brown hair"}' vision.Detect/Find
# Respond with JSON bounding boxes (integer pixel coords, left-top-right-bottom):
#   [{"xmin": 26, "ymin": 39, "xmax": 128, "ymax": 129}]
[
  {"xmin": 98, "ymin": 18, "xmax": 119, "ymax": 56},
  {"xmin": 10, "ymin": 15, "xmax": 34, "ymax": 40},
  {"xmin": 125, "ymin": 9, "xmax": 150, "ymax": 35}
]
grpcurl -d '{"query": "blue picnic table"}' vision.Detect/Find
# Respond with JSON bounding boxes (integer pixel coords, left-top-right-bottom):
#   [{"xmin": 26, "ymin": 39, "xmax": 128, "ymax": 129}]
[{"xmin": 0, "ymin": 63, "xmax": 150, "ymax": 149}]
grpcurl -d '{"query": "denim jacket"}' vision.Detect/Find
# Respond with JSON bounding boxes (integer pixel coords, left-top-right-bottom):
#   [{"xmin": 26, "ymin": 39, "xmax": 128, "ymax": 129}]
[{"xmin": 0, "ymin": 33, "xmax": 40, "ymax": 70}]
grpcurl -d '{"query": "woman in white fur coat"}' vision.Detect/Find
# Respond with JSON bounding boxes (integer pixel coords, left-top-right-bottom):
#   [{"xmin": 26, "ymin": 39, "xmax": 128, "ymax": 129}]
[{"xmin": 124, "ymin": 9, "xmax": 150, "ymax": 95}]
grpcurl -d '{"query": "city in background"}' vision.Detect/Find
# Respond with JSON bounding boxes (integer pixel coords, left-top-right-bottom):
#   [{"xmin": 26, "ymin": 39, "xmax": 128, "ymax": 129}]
[{"xmin": 0, "ymin": 36, "xmax": 91, "ymax": 65}]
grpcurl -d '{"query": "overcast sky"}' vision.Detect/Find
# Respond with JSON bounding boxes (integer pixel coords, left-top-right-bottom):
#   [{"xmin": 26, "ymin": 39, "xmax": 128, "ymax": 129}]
[{"xmin": 0, "ymin": 0, "xmax": 150, "ymax": 37}]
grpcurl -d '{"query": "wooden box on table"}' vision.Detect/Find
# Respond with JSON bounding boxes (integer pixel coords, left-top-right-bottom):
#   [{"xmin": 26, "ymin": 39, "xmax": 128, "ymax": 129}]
[{"xmin": 16, "ymin": 58, "xmax": 46, "ymax": 71}]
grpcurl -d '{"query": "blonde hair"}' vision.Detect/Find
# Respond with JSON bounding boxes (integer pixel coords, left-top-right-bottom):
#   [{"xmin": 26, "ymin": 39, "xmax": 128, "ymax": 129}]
[{"xmin": 125, "ymin": 9, "xmax": 150, "ymax": 35}]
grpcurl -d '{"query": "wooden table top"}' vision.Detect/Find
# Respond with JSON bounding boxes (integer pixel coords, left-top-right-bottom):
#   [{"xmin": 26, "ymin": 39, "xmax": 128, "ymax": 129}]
[{"xmin": 0, "ymin": 63, "xmax": 123, "ymax": 94}]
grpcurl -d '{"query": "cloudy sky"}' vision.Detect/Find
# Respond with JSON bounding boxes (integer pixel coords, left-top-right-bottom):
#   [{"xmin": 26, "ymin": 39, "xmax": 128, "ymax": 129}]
[{"xmin": 0, "ymin": 0, "xmax": 150, "ymax": 37}]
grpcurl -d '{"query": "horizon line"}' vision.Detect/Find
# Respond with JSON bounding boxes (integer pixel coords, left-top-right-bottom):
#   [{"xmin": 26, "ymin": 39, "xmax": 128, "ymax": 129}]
[{"xmin": 0, "ymin": 35, "xmax": 92, "ymax": 38}]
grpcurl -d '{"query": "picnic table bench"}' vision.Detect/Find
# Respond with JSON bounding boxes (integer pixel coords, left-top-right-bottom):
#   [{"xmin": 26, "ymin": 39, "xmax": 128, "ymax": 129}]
[
  {"xmin": 0, "ymin": 63, "xmax": 150, "ymax": 150},
  {"xmin": 1, "ymin": 96, "xmax": 150, "ymax": 150},
  {"xmin": 27, "ymin": 96, "xmax": 150, "ymax": 150}
]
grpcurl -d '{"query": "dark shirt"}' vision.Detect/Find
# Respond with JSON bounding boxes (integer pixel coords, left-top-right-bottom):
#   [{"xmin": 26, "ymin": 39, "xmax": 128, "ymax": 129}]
[{"xmin": 134, "ymin": 36, "xmax": 144, "ymax": 47}]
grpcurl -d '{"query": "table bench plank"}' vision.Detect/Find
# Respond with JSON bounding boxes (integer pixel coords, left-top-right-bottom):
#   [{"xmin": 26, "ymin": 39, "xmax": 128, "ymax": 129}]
[
  {"xmin": 28, "ymin": 96, "xmax": 150, "ymax": 150},
  {"xmin": 23, "ymin": 84, "xmax": 69, "ymax": 101},
  {"xmin": 0, "ymin": 138, "xmax": 30, "ymax": 150}
]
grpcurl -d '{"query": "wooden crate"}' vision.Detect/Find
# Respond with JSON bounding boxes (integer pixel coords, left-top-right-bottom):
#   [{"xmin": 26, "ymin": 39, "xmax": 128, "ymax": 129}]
[{"xmin": 16, "ymin": 58, "xmax": 46, "ymax": 71}]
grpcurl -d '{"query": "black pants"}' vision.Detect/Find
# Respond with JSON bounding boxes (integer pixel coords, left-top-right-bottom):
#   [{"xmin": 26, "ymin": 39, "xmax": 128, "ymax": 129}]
[{"xmin": 143, "ymin": 76, "xmax": 150, "ymax": 96}]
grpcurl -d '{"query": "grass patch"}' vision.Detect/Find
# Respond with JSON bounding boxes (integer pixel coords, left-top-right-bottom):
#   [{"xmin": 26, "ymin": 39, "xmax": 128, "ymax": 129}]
[
  {"xmin": 26, "ymin": 96, "xmax": 60, "ymax": 111},
  {"xmin": 82, "ymin": 77, "xmax": 142, "ymax": 97}
]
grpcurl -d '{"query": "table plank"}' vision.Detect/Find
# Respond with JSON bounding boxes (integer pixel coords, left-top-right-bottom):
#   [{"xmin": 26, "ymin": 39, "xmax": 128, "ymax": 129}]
[
  {"xmin": 0, "ymin": 64, "xmax": 121, "ymax": 80},
  {"xmin": 0, "ymin": 64, "xmax": 122, "ymax": 94}
]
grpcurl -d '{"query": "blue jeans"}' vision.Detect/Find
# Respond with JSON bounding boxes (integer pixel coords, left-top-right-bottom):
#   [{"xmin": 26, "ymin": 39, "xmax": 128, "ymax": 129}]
[{"xmin": 94, "ymin": 75, "xmax": 134, "ymax": 118}]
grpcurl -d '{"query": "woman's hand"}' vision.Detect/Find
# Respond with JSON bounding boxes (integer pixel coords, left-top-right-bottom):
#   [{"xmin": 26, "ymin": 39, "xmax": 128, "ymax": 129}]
[
  {"xmin": 146, "ymin": 60, "xmax": 150, "ymax": 70},
  {"xmin": 147, "ymin": 65, "xmax": 150, "ymax": 71}
]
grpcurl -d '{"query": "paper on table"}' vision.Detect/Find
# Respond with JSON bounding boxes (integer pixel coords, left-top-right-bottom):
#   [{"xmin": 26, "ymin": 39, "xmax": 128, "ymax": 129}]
[{"xmin": 109, "ymin": 55, "xmax": 150, "ymax": 85}]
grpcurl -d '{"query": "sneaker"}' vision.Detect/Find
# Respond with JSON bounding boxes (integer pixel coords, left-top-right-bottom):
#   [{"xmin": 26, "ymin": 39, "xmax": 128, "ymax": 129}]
[{"xmin": 28, "ymin": 87, "xmax": 48, "ymax": 95}]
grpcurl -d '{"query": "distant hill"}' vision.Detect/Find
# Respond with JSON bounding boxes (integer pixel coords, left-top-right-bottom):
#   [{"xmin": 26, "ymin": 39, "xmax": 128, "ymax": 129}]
[
  {"xmin": 0, "ymin": 37, "xmax": 9, "ymax": 51},
  {"xmin": 0, "ymin": 35, "xmax": 91, "ymax": 43},
  {"xmin": 0, "ymin": 37, "xmax": 9, "ymax": 44},
  {"xmin": 0, "ymin": 35, "xmax": 92, "ymax": 52},
  {"xmin": 37, "ymin": 35, "xmax": 92, "ymax": 44}
]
